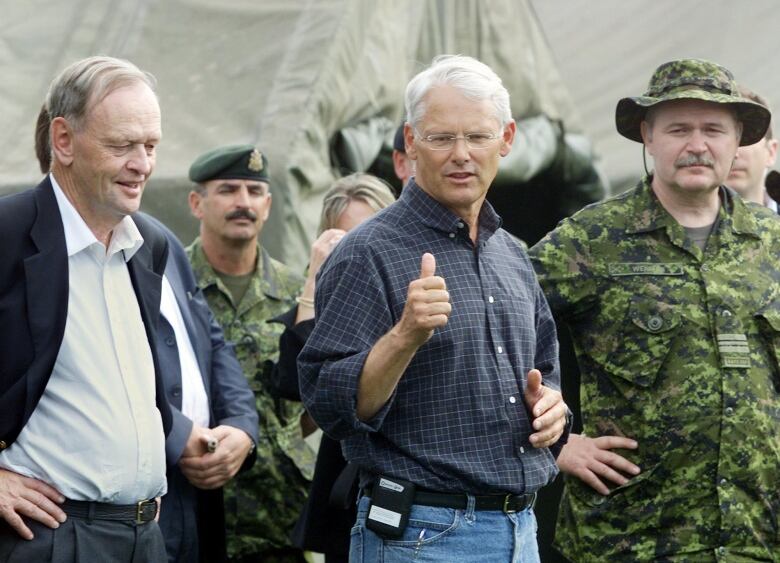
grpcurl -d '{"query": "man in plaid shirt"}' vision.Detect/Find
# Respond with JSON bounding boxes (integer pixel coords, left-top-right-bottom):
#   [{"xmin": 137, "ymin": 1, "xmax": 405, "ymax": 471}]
[{"xmin": 299, "ymin": 55, "xmax": 569, "ymax": 563}]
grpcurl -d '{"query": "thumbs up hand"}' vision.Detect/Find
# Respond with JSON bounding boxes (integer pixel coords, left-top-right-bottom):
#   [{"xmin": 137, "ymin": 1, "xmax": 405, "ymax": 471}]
[
  {"xmin": 524, "ymin": 369, "xmax": 544, "ymax": 406},
  {"xmin": 394, "ymin": 253, "xmax": 451, "ymax": 348},
  {"xmin": 419, "ymin": 252, "xmax": 436, "ymax": 278},
  {"xmin": 524, "ymin": 368, "xmax": 568, "ymax": 449}
]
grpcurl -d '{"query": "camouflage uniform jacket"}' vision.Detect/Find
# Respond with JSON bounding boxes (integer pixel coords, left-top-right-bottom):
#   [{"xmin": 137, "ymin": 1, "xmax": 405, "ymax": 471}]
[
  {"xmin": 529, "ymin": 177, "xmax": 780, "ymax": 562},
  {"xmin": 187, "ymin": 238, "xmax": 315, "ymax": 560}
]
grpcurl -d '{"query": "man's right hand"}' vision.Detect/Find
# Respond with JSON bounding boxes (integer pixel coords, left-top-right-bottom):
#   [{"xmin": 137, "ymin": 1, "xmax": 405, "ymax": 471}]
[
  {"xmin": 355, "ymin": 253, "xmax": 450, "ymax": 421},
  {"xmin": 0, "ymin": 468, "xmax": 66, "ymax": 540},
  {"xmin": 556, "ymin": 433, "xmax": 640, "ymax": 495},
  {"xmin": 392, "ymin": 253, "xmax": 451, "ymax": 348}
]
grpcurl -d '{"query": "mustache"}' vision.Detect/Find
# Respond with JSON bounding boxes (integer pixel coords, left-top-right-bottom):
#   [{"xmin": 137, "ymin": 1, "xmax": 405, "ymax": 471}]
[
  {"xmin": 444, "ymin": 168, "xmax": 477, "ymax": 175},
  {"xmin": 675, "ymin": 155, "xmax": 714, "ymax": 168},
  {"xmin": 225, "ymin": 209, "xmax": 257, "ymax": 221}
]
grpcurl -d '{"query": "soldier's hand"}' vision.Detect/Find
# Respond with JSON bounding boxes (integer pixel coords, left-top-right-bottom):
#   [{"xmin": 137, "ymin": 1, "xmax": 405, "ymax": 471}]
[
  {"xmin": 0, "ymin": 468, "xmax": 66, "ymax": 540},
  {"xmin": 524, "ymin": 369, "xmax": 567, "ymax": 448},
  {"xmin": 393, "ymin": 253, "xmax": 450, "ymax": 348},
  {"xmin": 179, "ymin": 425, "xmax": 254, "ymax": 490},
  {"xmin": 556, "ymin": 433, "xmax": 640, "ymax": 495}
]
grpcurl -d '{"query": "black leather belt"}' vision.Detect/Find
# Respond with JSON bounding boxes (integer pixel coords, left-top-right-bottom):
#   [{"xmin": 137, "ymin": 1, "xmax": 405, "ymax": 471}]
[
  {"xmin": 367, "ymin": 485, "xmax": 536, "ymax": 514},
  {"xmin": 414, "ymin": 489, "xmax": 536, "ymax": 513},
  {"xmin": 62, "ymin": 499, "xmax": 158, "ymax": 524}
]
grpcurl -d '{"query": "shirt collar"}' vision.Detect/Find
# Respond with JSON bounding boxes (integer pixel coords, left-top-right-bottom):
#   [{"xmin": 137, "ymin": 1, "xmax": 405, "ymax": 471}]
[
  {"xmin": 50, "ymin": 173, "xmax": 144, "ymax": 261},
  {"xmin": 401, "ymin": 179, "xmax": 502, "ymax": 242},
  {"xmin": 188, "ymin": 237, "xmax": 283, "ymax": 299},
  {"xmin": 625, "ymin": 175, "xmax": 759, "ymax": 239}
]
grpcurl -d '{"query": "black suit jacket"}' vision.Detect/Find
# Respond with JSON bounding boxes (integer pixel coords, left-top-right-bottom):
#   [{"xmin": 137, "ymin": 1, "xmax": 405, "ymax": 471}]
[{"xmin": 0, "ymin": 177, "xmax": 171, "ymax": 449}]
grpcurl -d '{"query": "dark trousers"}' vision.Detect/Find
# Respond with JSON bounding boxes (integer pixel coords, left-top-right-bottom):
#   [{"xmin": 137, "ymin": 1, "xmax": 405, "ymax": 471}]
[{"xmin": 0, "ymin": 515, "xmax": 166, "ymax": 563}]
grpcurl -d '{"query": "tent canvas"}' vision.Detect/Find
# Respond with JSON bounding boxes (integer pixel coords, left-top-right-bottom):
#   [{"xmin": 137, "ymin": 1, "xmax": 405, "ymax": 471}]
[{"xmin": 1, "ymin": 0, "xmax": 586, "ymax": 269}]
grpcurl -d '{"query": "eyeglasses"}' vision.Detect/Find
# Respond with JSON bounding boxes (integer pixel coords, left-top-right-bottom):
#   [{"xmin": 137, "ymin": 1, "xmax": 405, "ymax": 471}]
[{"xmin": 415, "ymin": 130, "xmax": 502, "ymax": 151}]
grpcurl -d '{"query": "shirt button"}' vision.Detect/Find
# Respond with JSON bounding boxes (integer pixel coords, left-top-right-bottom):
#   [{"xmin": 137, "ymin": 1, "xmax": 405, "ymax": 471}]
[
  {"xmin": 497, "ymin": 346, "xmax": 503, "ymax": 354},
  {"xmin": 718, "ymin": 546, "xmax": 726, "ymax": 556},
  {"xmin": 165, "ymin": 337, "xmax": 175, "ymax": 346},
  {"xmin": 725, "ymin": 406, "xmax": 734, "ymax": 416},
  {"xmin": 456, "ymin": 222, "xmax": 465, "ymax": 229},
  {"xmin": 647, "ymin": 316, "xmax": 663, "ymax": 331},
  {"xmin": 448, "ymin": 233, "xmax": 455, "ymax": 239},
  {"xmin": 701, "ymin": 264, "xmax": 710, "ymax": 272},
  {"xmin": 719, "ymin": 477, "xmax": 728, "ymax": 486},
  {"xmin": 509, "ymin": 396, "xmax": 517, "ymax": 404},
  {"xmin": 488, "ymin": 296, "xmax": 495, "ymax": 304},
  {"xmin": 721, "ymin": 309, "xmax": 732, "ymax": 317}
]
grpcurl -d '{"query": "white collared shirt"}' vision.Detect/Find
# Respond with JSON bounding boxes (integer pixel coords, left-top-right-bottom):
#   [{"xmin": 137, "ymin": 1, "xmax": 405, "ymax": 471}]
[
  {"xmin": 160, "ymin": 277, "xmax": 210, "ymax": 428},
  {"xmin": 0, "ymin": 175, "xmax": 166, "ymax": 503}
]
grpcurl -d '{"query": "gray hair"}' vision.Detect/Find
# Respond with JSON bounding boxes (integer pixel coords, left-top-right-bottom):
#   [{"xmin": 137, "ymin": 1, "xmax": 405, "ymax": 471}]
[
  {"xmin": 318, "ymin": 173, "xmax": 395, "ymax": 233},
  {"xmin": 405, "ymin": 55, "xmax": 512, "ymax": 130},
  {"xmin": 45, "ymin": 55, "xmax": 157, "ymax": 132}
]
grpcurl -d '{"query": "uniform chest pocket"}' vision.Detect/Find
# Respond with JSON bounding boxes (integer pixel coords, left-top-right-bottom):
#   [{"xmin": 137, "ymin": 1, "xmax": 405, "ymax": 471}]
[{"xmin": 604, "ymin": 297, "xmax": 682, "ymax": 387}]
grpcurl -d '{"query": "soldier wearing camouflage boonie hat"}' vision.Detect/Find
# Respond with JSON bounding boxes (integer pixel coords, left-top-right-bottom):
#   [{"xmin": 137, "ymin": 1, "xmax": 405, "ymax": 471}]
[
  {"xmin": 530, "ymin": 59, "xmax": 780, "ymax": 561},
  {"xmin": 186, "ymin": 144, "xmax": 313, "ymax": 562},
  {"xmin": 616, "ymin": 58, "xmax": 771, "ymax": 146}
]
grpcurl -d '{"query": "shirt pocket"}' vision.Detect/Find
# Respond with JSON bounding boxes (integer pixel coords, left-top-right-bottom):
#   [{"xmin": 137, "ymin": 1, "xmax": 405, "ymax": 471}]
[
  {"xmin": 565, "ymin": 459, "xmax": 659, "ymax": 509},
  {"xmin": 755, "ymin": 305, "xmax": 780, "ymax": 392},
  {"xmin": 603, "ymin": 297, "xmax": 682, "ymax": 388}
]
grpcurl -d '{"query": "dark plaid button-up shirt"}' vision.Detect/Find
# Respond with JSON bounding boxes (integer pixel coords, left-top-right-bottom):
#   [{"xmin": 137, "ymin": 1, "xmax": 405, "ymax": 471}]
[{"xmin": 299, "ymin": 180, "xmax": 564, "ymax": 495}]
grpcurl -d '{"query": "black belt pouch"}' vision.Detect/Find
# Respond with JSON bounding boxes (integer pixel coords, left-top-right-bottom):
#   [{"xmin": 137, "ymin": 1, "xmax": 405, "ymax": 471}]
[{"xmin": 365, "ymin": 475, "xmax": 416, "ymax": 539}]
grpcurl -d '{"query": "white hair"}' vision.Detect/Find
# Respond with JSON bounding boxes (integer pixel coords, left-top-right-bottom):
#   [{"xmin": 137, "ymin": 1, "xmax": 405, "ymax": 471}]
[{"xmin": 405, "ymin": 55, "xmax": 512, "ymax": 130}]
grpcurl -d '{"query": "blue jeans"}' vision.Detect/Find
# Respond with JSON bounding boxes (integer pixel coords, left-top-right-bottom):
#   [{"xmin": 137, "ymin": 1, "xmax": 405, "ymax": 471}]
[{"xmin": 349, "ymin": 494, "xmax": 540, "ymax": 562}]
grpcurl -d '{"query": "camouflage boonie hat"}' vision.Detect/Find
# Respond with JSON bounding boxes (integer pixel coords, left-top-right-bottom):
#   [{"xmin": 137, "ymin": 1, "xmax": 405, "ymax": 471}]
[
  {"xmin": 189, "ymin": 144, "xmax": 269, "ymax": 183},
  {"xmin": 616, "ymin": 58, "xmax": 771, "ymax": 146}
]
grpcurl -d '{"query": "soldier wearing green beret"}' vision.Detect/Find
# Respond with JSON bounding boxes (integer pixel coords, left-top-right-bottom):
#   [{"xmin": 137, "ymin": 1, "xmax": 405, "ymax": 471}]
[
  {"xmin": 530, "ymin": 59, "xmax": 780, "ymax": 560},
  {"xmin": 186, "ymin": 144, "xmax": 314, "ymax": 562}
]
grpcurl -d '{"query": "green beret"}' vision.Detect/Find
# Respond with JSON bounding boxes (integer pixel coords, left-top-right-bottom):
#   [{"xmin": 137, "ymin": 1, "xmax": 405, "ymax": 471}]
[{"xmin": 188, "ymin": 144, "xmax": 269, "ymax": 183}]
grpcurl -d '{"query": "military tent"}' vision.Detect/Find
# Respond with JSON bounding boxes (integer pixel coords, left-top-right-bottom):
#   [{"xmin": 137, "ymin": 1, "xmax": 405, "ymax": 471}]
[{"xmin": 1, "ymin": 0, "xmax": 600, "ymax": 269}]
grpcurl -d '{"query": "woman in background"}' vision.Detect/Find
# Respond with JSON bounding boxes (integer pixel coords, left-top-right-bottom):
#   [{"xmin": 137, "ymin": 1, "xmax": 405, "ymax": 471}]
[{"xmin": 271, "ymin": 173, "xmax": 396, "ymax": 563}]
